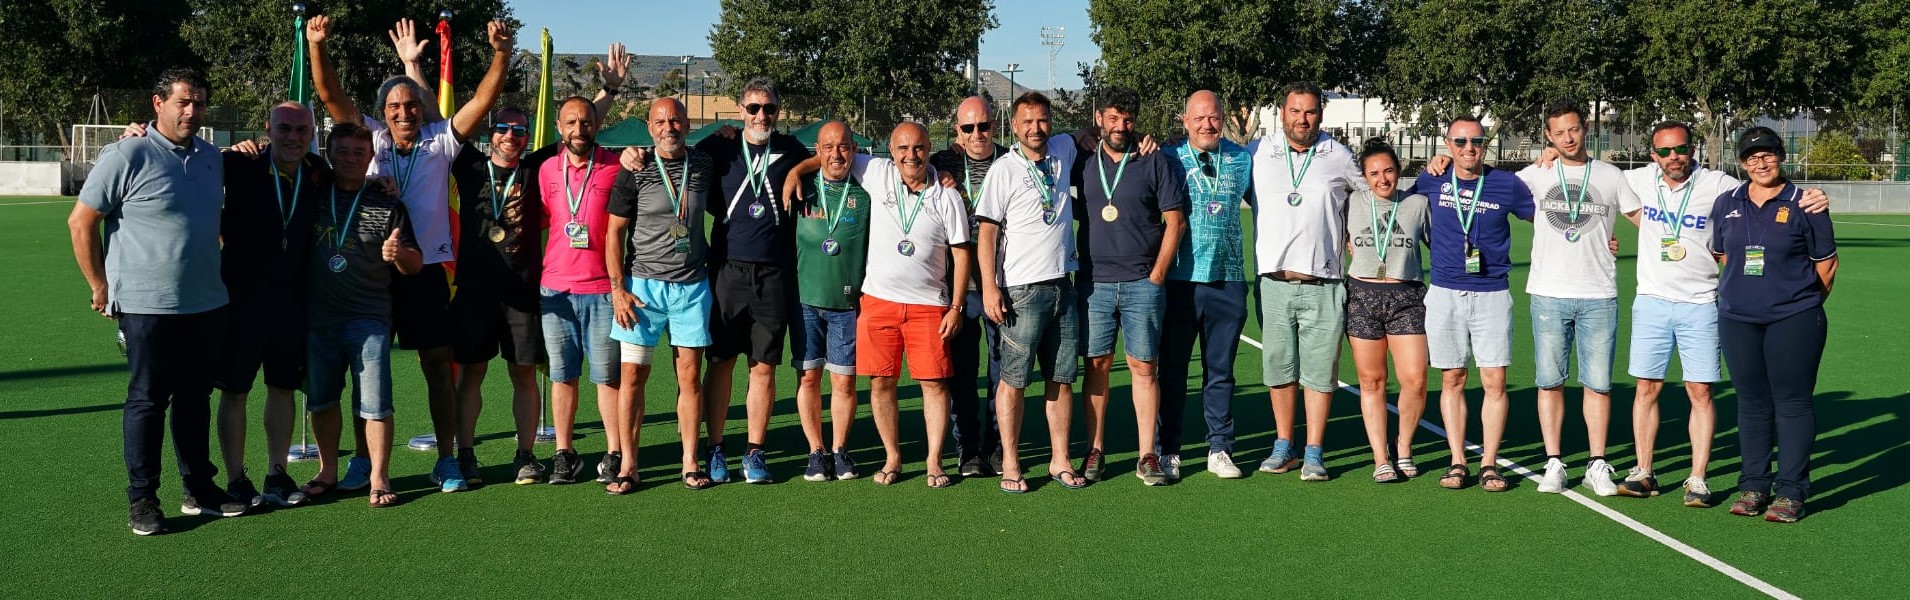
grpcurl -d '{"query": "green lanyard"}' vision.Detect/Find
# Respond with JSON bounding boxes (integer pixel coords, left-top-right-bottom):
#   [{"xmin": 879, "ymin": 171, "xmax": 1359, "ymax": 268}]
[
  {"xmin": 818, "ymin": 173, "xmax": 850, "ymax": 235},
  {"xmin": 563, "ymin": 152, "xmax": 597, "ymax": 223},
  {"xmin": 656, "ymin": 153, "xmax": 691, "ymax": 223},
  {"xmin": 895, "ymin": 172, "xmax": 927, "ymax": 236},
  {"xmin": 330, "ymin": 184, "xmax": 367, "ymax": 251},
  {"xmin": 1449, "ymin": 171, "xmax": 1485, "ymax": 241},
  {"xmin": 1555, "ymin": 161, "xmax": 1592, "ymax": 220},
  {"xmin": 1285, "ymin": 143, "xmax": 1316, "ymax": 190},
  {"xmin": 486, "ymin": 162, "xmax": 518, "ymax": 220},
  {"xmin": 1189, "ymin": 150, "xmax": 1222, "ymax": 197},
  {"xmin": 1370, "ymin": 191, "xmax": 1401, "ymax": 264},
  {"xmin": 962, "ymin": 148, "xmax": 996, "ymax": 208},
  {"xmin": 1017, "ymin": 145, "xmax": 1056, "ymax": 209},
  {"xmin": 387, "ymin": 145, "xmax": 418, "ymax": 197},
  {"xmin": 270, "ymin": 161, "xmax": 302, "ymax": 236},
  {"xmin": 1097, "ymin": 147, "xmax": 1129, "ymax": 205},
  {"xmin": 739, "ymin": 141, "xmax": 772, "ymax": 198},
  {"xmin": 1656, "ymin": 176, "xmax": 1695, "ymax": 240}
]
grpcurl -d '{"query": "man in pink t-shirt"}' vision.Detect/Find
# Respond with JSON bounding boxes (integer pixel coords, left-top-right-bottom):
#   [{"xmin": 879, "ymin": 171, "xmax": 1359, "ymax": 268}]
[{"xmin": 535, "ymin": 97, "xmax": 626, "ymax": 487}]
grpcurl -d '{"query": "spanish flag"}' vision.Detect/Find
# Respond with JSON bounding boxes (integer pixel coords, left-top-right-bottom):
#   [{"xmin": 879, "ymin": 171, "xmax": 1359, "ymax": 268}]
[{"xmin": 436, "ymin": 14, "xmax": 461, "ymax": 290}]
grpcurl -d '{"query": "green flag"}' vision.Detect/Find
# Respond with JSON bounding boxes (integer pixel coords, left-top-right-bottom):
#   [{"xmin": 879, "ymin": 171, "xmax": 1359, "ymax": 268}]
[
  {"xmin": 290, "ymin": 5, "xmax": 313, "ymax": 150},
  {"xmin": 534, "ymin": 28, "xmax": 553, "ymax": 149}
]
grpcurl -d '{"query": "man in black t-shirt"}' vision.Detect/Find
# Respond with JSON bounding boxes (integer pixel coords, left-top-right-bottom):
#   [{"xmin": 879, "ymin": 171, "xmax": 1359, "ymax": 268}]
[{"xmin": 928, "ymin": 96, "xmax": 1010, "ymax": 478}]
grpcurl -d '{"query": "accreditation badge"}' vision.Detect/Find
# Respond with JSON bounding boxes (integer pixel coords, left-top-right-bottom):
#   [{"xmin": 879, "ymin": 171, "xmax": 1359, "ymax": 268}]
[{"xmin": 1744, "ymin": 245, "xmax": 1766, "ymax": 276}]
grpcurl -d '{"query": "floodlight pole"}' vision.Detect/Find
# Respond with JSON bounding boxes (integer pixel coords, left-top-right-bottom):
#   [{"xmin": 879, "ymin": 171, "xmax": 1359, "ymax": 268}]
[{"xmin": 1040, "ymin": 27, "xmax": 1066, "ymax": 92}]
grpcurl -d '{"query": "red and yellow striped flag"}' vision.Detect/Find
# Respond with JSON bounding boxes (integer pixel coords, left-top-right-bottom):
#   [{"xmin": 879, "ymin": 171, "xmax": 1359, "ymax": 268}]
[{"xmin": 436, "ymin": 14, "xmax": 461, "ymax": 291}]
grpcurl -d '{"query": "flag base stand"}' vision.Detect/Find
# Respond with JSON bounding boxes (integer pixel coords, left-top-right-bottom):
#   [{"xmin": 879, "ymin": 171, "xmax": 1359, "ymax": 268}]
[
  {"xmin": 407, "ymin": 433, "xmax": 438, "ymax": 451},
  {"xmin": 287, "ymin": 444, "xmax": 320, "ymax": 462}
]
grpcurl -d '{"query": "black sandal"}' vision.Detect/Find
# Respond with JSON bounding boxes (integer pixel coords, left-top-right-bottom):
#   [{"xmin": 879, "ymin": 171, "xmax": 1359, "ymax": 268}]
[
  {"xmin": 873, "ymin": 470, "xmax": 900, "ymax": 486},
  {"xmin": 682, "ymin": 471, "xmax": 713, "ymax": 490},
  {"xmin": 606, "ymin": 475, "xmax": 636, "ymax": 496},
  {"xmin": 1480, "ymin": 466, "xmax": 1510, "ymax": 492},
  {"xmin": 1439, "ymin": 464, "xmax": 1469, "ymax": 490},
  {"xmin": 304, "ymin": 478, "xmax": 336, "ymax": 498},
  {"xmin": 1054, "ymin": 469, "xmax": 1088, "ymax": 489}
]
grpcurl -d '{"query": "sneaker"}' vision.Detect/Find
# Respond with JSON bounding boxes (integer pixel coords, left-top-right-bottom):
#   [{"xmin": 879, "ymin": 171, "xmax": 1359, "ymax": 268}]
[
  {"xmin": 262, "ymin": 471, "xmax": 308, "ymax": 507},
  {"xmin": 596, "ymin": 452, "xmax": 621, "ymax": 485},
  {"xmin": 1682, "ymin": 476, "xmax": 1715, "ymax": 508},
  {"xmin": 1137, "ymin": 453, "xmax": 1168, "ymax": 486},
  {"xmin": 513, "ymin": 450, "xmax": 545, "ymax": 485},
  {"xmin": 1764, "ymin": 497, "xmax": 1805, "ymax": 523},
  {"xmin": 548, "ymin": 449, "xmax": 582, "ymax": 484},
  {"xmin": 832, "ymin": 447, "xmax": 859, "ymax": 481},
  {"xmin": 707, "ymin": 446, "xmax": 731, "ymax": 483},
  {"xmin": 1729, "ymin": 490, "xmax": 1771, "ymax": 517},
  {"xmin": 128, "ymin": 497, "xmax": 165, "ymax": 536},
  {"xmin": 1081, "ymin": 448, "xmax": 1107, "ymax": 482},
  {"xmin": 180, "ymin": 487, "xmax": 249, "ymax": 517},
  {"xmin": 1208, "ymin": 451, "xmax": 1245, "ymax": 479},
  {"xmin": 1616, "ymin": 468, "xmax": 1659, "ymax": 498},
  {"xmin": 338, "ymin": 456, "xmax": 372, "ymax": 491},
  {"xmin": 227, "ymin": 476, "xmax": 264, "ymax": 508},
  {"xmin": 958, "ymin": 454, "xmax": 986, "ymax": 478},
  {"xmin": 1536, "ymin": 458, "xmax": 1568, "ymax": 493},
  {"xmin": 1258, "ymin": 439, "xmax": 1299, "ymax": 474},
  {"xmin": 1162, "ymin": 454, "xmax": 1182, "ymax": 481},
  {"xmin": 743, "ymin": 450, "xmax": 773, "ymax": 484},
  {"xmin": 1299, "ymin": 445, "xmax": 1329, "ymax": 482},
  {"xmin": 986, "ymin": 447, "xmax": 1004, "ymax": 476},
  {"xmin": 1583, "ymin": 459, "xmax": 1618, "ymax": 497},
  {"xmin": 430, "ymin": 456, "xmax": 467, "ymax": 493},
  {"xmin": 803, "ymin": 450, "xmax": 830, "ymax": 482},
  {"xmin": 458, "ymin": 448, "xmax": 483, "ymax": 487}
]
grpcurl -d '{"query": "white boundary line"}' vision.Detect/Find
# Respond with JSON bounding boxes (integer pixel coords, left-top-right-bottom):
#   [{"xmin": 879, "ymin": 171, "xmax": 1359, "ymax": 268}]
[
  {"xmin": 1831, "ymin": 219, "xmax": 1910, "ymax": 228},
  {"xmin": 1234, "ymin": 334, "xmax": 1798, "ymax": 600}
]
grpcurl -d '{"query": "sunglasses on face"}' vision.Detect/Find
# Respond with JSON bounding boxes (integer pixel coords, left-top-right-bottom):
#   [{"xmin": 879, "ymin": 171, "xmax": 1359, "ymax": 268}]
[
  {"xmin": 1652, "ymin": 144, "xmax": 1692, "ymax": 157},
  {"xmin": 959, "ymin": 121, "xmax": 992, "ymax": 134},
  {"xmin": 492, "ymin": 123, "xmax": 529, "ymax": 138},
  {"xmin": 1450, "ymin": 136, "xmax": 1488, "ymax": 148},
  {"xmin": 744, "ymin": 103, "xmax": 780, "ymax": 116}
]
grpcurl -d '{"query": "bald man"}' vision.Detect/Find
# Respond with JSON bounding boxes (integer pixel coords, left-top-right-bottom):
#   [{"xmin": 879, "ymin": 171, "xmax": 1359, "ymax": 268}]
[
  {"xmin": 1156, "ymin": 90, "xmax": 1254, "ymax": 480},
  {"xmin": 929, "ymin": 96, "xmax": 1010, "ymax": 478},
  {"xmin": 787, "ymin": 122, "xmax": 874, "ymax": 482},
  {"xmin": 607, "ymin": 98, "xmax": 719, "ymax": 490}
]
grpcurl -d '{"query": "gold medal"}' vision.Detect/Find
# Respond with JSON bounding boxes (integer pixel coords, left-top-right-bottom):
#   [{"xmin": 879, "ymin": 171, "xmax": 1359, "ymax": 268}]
[
  {"xmin": 1102, "ymin": 205, "xmax": 1119, "ymax": 222},
  {"xmin": 670, "ymin": 223, "xmax": 689, "ymax": 238},
  {"xmin": 488, "ymin": 224, "xmax": 506, "ymax": 243},
  {"xmin": 1377, "ymin": 264, "xmax": 1387, "ymax": 280}
]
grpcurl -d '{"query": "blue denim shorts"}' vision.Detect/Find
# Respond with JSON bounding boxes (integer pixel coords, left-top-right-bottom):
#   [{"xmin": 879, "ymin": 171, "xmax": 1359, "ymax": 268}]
[
  {"xmin": 996, "ymin": 278, "xmax": 1081, "ymax": 390},
  {"xmin": 305, "ymin": 318, "xmax": 394, "ymax": 420},
  {"xmin": 1529, "ymin": 295, "xmax": 1617, "ymax": 392},
  {"xmin": 792, "ymin": 303, "xmax": 858, "ymax": 375},
  {"xmin": 1081, "ymin": 279, "xmax": 1165, "ymax": 361},
  {"xmin": 540, "ymin": 288, "xmax": 617, "ymax": 385}
]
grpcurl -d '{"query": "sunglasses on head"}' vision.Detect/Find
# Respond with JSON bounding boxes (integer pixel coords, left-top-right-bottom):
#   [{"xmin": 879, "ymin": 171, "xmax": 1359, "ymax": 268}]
[
  {"xmin": 492, "ymin": 122, "xmax": 528, "ymax": 137},
  {"xmin": 744, "ymin": 103, "xmax": 780, "ymax": 116},
  {"xmin": 959, "ymin": 121, "xmax": 992, "ymax": 134},
  {"xmin": 1652, "ymin": 144, "xmax": 1692, "ymax": 157},
  {"xmin": 1450, "ymin": 136, "xmax": 1488, "ymax": 148}
]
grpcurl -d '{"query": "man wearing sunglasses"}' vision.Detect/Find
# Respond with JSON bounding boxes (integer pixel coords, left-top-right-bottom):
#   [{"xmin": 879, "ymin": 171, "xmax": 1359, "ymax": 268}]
[
  {"xmin": 1249, "ymin": 82, "xmax": 1364, "ymax": 482},
  {"xmin": 930, "ymin": 96, "xmax": 1011, "ymax": 478},
  {"xmin": 1158, "ymin": 90, "xmax": 1254, "ymax": 481}
]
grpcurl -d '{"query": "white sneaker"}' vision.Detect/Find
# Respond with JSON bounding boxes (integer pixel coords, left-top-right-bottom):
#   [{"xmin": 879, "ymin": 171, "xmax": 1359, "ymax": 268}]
[
  {"xmin": 1584, "ymin": 459, "xmax": 1618, "ymax": 497},
  {"xmin": 1537, "ymin": 457, "xmax": 1568, "ymax": 493},
  {"xmin": 1208, "ymin": 451, "xmax": 1244, "ymax": 479},
  {"xmin": 1162, "ymin": 454, "xmax": 1182, "ymax": 481}
]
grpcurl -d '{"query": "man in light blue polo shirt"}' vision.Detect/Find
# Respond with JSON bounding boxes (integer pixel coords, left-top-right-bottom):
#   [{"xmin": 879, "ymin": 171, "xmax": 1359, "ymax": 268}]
[{"xmin": 70, "ymin": 68, "xmax": 249, "ymax": 535}]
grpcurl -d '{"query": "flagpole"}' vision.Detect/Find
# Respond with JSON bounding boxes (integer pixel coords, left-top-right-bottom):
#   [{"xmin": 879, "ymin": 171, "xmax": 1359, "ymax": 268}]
[
  {"xmin": 410, "ymin": 8, "xmax": 461, "ymax": 453},
  {"xmin": 533, "ymin": 27, "xmax": 558, "ymax": 444},
  {"xmin": 287, "ymin": 1, "xmax": 320, "ymax": 462}
]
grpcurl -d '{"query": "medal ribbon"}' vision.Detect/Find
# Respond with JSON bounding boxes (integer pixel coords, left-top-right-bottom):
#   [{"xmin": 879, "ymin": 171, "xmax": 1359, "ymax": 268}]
[
  {"xmin": 330, "ymin": 183, "xmax": 368, "ymax": 252},
  {"xmin": 819, "ymin": 173, "xmax": 850, "ymax": 235},
  {"xmin": 563, "ymin": 152, "xmax": 597, "ymax": 225},
  {"xmin": 270, "ymin": 161, "xmax": 303, "ymax": 239},
  {"xmin": 1555, "ymin": 161, "xmax": 1592, "ymax": 221}
]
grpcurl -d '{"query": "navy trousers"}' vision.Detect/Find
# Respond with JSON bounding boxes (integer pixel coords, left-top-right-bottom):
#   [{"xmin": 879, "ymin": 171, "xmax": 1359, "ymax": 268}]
[
  {"xmin": 119, "ymin": 309, "xmax": 227, "ymax": 504},
  {"xmin": 1720, "ymin": 306, "xmax": 1826, "ymax": 502},
  {"xmin": 1158, "ymin": 280, "xmax": 1249, "ymax": 456}
]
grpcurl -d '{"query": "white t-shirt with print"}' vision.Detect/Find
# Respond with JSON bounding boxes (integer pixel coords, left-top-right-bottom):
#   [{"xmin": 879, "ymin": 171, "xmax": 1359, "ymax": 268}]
[
  {"xmin": 1517, "ymin": 158, "xmax": 1639, "ymax": 298},
  {"xmin": 364, "ymin": 117, "xmax": 461, "ymax": 264},
  {"xmin": 1250, "ymin": 132, "xmax": 1362, "ymax": 279},
  {"xmin": 854, "ymin": 156, "xmax": 970, "ymax": 307},
  {"xmin": 1627, "ymin": 164, "xmax": 1738, "ymax": 304},
  {"xmin": 974, "ymin": 134, "xmax": 1078, "ymax": 288}
]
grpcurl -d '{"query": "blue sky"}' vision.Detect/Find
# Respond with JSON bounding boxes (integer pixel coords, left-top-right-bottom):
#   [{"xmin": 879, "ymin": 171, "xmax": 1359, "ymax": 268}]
[{"xmin": 506, "ymin": 1, "xmax": 1101, "ymax": 90}]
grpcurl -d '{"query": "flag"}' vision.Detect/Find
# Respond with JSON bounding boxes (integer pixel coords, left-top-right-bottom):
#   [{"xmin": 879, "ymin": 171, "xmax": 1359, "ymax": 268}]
[
  {"xmin": 534, "ymin": 29, "xmax": 553, "ymax": 149},
  {"xmin": 289, "ymin": 6, "xmax": 314, "ymax": 150},
  {"xmin": 437, "ymin": 15, "xmax": 461, "ymax": 290}
]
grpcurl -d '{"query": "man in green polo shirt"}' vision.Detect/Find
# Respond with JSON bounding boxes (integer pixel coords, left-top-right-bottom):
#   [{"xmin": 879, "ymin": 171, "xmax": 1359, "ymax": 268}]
[{"xmin": 790, "ymin": 121, "xmax": 873, "ymax": 481}]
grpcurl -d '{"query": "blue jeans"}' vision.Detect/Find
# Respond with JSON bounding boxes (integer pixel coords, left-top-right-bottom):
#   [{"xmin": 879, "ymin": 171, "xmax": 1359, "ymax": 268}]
[
  {"xmin": 996, "ymin": 278, "xmax": 1081, "ymax": 389},
  {"xmin": 119, "ymin": 309, "xmax": 227, "ymax": 503},
  {"xmin": 792, "ymin": 303, "xmax": 859, "ymax": 375},
  {"xmin": 951, "ymin": 291, "xmax": 1003, "ymax": 460},
  {"xmin": 1529, "ymin": 295, "xmax": 1618, "ymax": 392},
  {"xmin": 305, "ymin": 319, "xmax": 394, "ymax": 420},
  {"xmin": 1081, "ymin": 278, "xmax": 1166, "ymax": 361},
  {"xmin": 1158, "ymin": 280, "xmax": 1248, "ymax": 456},
  {"xmin": 540, "ymin": 288, "xmax": 617, "ymax": 385}
]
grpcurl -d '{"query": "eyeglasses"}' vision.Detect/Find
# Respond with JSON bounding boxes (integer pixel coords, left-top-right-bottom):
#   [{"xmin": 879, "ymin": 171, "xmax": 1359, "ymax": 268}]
[
  {"xmin": 1450, "ymin": 136, "xmax": 1488, "ymax": 148},
  {"xmin": 492, "ymin": 122, "xmax": 528, "ymax": 138},
  {"xmin": 959, "ymin": 122, "xmax": 992, "ymax": 134},
  {"xmin": 744, "ymin": 103, "xmax": 780, "ymax": 116},
  {"xmin": 1742, "ymin": 151, "xmax": 1781, "ymax": 164},
  {"xmin": 1652, "ymin": 144, "xmax": 1692, "ymax": 157}
]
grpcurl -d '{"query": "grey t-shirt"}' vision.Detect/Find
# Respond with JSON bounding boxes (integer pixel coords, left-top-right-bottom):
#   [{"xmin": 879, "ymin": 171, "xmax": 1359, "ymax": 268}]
[
  {"xmin": 1345, "ymin": 190, "xmax": 1431, "ymax": 281},
  {"xmin": 307, "ymin": 184, "xmax": 414, "ymax": 327},
  {"xmin": 608, "ymin": 149, "xmax": 714, "ymax": 283},
  {"xmin": 78, "ymin": 128, "xmax": 228, "ymax": 315}
]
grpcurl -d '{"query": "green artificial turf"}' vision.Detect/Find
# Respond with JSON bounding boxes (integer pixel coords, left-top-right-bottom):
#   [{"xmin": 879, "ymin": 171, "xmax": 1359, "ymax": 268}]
[{"xmin": 2, "ymin": 195, "xmax": 1905, "ymax": 598}]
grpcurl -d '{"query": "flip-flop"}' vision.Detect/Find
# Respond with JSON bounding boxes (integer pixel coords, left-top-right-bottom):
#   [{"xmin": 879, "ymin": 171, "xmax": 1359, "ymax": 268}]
[
  {"xmin": 303, "ymin": 479, "xmax": 336, "ymax": 498},
  {"xmin": 1053, "ymin": 469, "xmax": 1088, "ymax": 489},
  {"xmin": 682, "ymin": 471, "xmax": 714, "ymax": 490},
  {"xmin": 368, "ymin": 489, "xmax": 397, "ymax": 508},
  {"xmin": 873, "ymin": 470, "xmax": 900, "ymax": 486},
  {"xmin": 606, "ymin": 476, "xmax": 636, "ymax": 496},
  {"xmin": 926, "ymin": 473, "xmax": 952, "ymax": 489},
  {"xmin": 998, "ymin": 477, "xmax": 1028, "ymax": 494}
]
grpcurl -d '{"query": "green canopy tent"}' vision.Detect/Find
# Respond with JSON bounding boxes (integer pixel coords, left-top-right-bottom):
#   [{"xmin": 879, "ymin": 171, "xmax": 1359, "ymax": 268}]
[
  {"xmin": 594, "ymin": 117, "xmax": 652, "ymax": 148},
  {"xmin": 688, "ymin": 119, "xmax": 744, "ymax": 146},
  {"xmin": 788, "ymin": 121, "xmax": 877, "ymax": 151}
]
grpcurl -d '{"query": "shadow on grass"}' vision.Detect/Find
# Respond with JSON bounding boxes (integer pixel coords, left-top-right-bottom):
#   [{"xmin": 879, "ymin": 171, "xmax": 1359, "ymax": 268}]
[
  {"xmin": 0, "ymin": 402, "xmax": 120, "ymax": 420},
  {"xmin": 0, "ymin": 363, "xmax": 124, "ymax": 384}
]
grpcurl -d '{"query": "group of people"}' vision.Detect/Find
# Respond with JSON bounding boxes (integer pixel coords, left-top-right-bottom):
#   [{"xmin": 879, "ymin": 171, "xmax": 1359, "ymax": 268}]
[{"xmin": 72, "ymin": 17, "xmax": 1840, "ymax": 537}]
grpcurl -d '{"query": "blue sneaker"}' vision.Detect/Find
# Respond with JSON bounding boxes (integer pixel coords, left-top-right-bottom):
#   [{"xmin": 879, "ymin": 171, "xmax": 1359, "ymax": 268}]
[
  {"xmin": 430, "ymin": 456, "xmax": 468, "ymax": 492},
  {"xmin": 743, "ymin": 450, "xmax": 773, "ymax": 484},
  {"xmin": 1300, "ymin": 445, "xmax": 1329, "ymax": 482},
  {"xmin": 1258, "ymin": 439, "xmax": 1299, "ymax": 474},
  {"xmin": 707, "ymin": 446, "xmax": 731, "ymax": 483},
  {"xmin": 831, "ymin": 447, "xmax": 859, "ymax": 481},
  {"xmin": 338, "ymin": 456, "xmax": 372, "ymax": 491}
]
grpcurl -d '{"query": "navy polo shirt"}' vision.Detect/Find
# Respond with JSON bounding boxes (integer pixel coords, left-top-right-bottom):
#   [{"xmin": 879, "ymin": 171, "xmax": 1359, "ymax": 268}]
[
  {"xmin": 1071, "ymin": 147, "xmax": 1187, "ymax": 282},
  {"xmin": 1709, "ymin": 182, "xmax": 1836, "ymax": 324},
  {"xmin": 1416, "ymin": 166, "xmax": 1535, "ymax": 292},
  {"xmin": 696, "ymin": 132, "xmax": 812, "ymax": 265}
]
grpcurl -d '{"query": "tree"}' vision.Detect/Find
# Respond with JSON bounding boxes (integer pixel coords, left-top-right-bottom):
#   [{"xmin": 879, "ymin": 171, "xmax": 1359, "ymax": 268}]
[
  {"xmin": 0, "ymin": 0, "xmax": 197, "ymax": 143},
  {"xmin": 1848, "ymin": 0, "xmax": 1910, "ymax": 128},
  {"xmin": 1797, "ymin": 131, "xmax": 1874, "ymax": 181},
  {"xmin": 708, "ymin": 0, "xmax": 998, "ymax": 132}
]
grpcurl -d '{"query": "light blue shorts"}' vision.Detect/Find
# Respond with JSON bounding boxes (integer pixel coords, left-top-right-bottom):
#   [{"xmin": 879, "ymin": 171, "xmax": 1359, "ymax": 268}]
[
  {"xmin": 610, "ymin": 277, "xmax": 714, "ymax": 349},
  {"xmin": 1425, "ymin": 286, "xmax": 1512, "ymax": 370},
  {"xmin": 1529, "ymin": 295, "xmax": 1617, "ymax": 393},
  {"xmin": 1628, "ymin": 295, "xmax": 1722, "ymax": 383}
]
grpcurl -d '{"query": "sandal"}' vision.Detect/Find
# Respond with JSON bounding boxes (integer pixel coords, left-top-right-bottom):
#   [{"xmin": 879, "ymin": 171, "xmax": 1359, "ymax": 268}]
[
  {"xmin": 368, "ymin": 489, "xmax": 397, "ymax": 508},
  {"xmin": 606, "ymin": 475, "xmax": 636, "ymax": 496},
  {"xmin": 873, "ymin": 470, "xmax": 900, "ymax": 486},
  {"xmin": 1480, "ymin": 466, "xmax": 1510, "ymax": 492},
  {"xmin": 1394, "ymin": 457, "xmax": 1420, "ymax": 479},
  {"xmin": 1053, "ymin": 469, "xmax": 1088, "ymax": 489},
  {"xmin": 1439, "ymin": 464, "xmax": 1469, "ymax": 490},
  {"xmin": 926, "ymin": 473, "xmax": 952, "ymax": 489},
  {"xmin": 1373, "ymin": 463, "xmax": 1402, "ymax": 483},
  {"xmin": 999, "ymin": 477, "xmax": 1028, "ymax": 494},
  {"xmin": 682, "ymin": 471, "xmax": 714, "ymax": 490},
  {"xmin": 304, "ymin": 478, "xmax": 336, "ymax": 498}
]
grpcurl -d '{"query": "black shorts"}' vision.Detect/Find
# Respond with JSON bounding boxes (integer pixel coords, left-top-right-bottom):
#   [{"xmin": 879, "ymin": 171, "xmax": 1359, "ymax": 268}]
[
  {"xmin": 708, "ymin": 260, "xmax": 793, "ymax": 365},
  {"xmin": 213, "ymin": 296, "xmax": 306, "ymax": 393},
  {"xmin": 1345, "ymin": 279, "xmax": 1427, "ymax": 340},
  {"xmin": 451, "ymin": 286, "xmax": 544, "ymax": 366},
  {"xmin": 391, "ymin": 263, "xmax": 456, "ymax": 350}
]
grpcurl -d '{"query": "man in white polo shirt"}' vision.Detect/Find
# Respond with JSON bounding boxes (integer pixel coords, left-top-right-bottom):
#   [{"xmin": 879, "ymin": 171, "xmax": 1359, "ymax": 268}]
[{"xmin": 1250, "ymin": 82, "xmax": 1361, "ymax": 482}]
